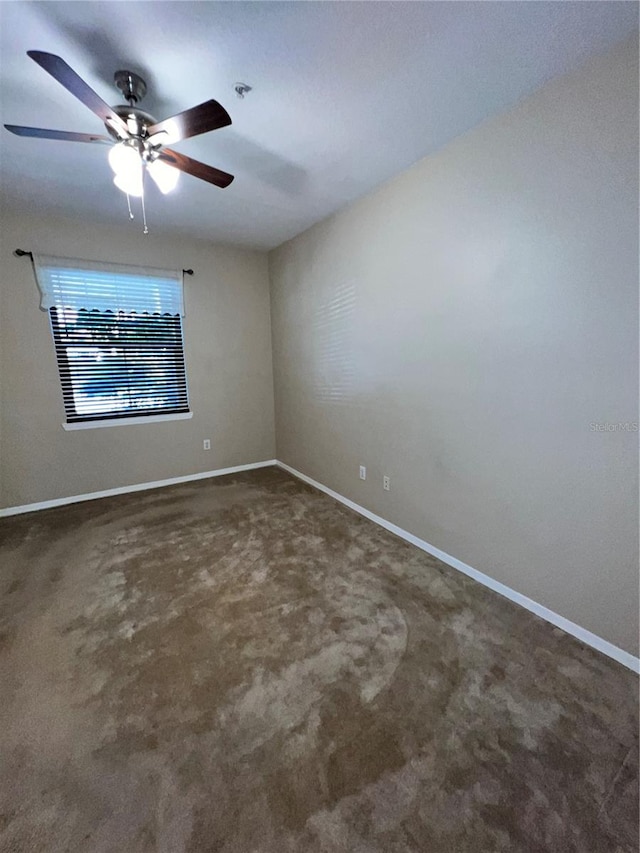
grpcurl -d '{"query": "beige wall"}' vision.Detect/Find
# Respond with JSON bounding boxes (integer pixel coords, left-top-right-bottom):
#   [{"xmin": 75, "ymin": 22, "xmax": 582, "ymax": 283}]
[
  {"xmin": 269, "ymin": 38, "xmax": 639, "ymax": 655},
  {"xmin": 0, "ymin": 211, "xmax": 275, "ymax": 508}
]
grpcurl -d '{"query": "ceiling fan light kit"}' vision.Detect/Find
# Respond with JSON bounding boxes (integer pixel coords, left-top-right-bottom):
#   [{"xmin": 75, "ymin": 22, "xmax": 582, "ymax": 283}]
[
  {"xmin": 4, "ymin": 51, "xmax": 235, "ymax": 234},
  {"xmin": 109, "ymin": 140, "xmax": 144, "ymax": 195},
  {"xmin": 147, "ymin": 158, "xmax": 180, "ymax": 195}
]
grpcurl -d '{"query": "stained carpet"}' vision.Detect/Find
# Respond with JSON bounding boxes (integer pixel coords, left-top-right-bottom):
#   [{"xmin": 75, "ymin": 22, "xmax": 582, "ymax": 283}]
[{"xmin": 0, "ymin": 467, "xmax": 637, "ymax": 852}]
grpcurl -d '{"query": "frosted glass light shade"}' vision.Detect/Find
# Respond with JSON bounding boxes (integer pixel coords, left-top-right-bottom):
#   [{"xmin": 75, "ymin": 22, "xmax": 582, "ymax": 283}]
[
  {"xmin": 108, "ymin": 142, "xmax": 143, "ymax": 197},
  {"xmin": 108, "ymin": 142, "xmax": 140, "ymax": 176},
  {"xmin": 148, "ymin": 158, "xmax": 179, "ymax": 194},
  {"xmin": 113, "ymin": 170, "xmax": 143, "ymax": 197}
]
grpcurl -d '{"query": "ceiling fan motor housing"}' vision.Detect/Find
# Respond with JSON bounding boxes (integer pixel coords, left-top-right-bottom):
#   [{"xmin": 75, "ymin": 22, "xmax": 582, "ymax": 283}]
[
  {"xmin": 106, "ymin": 104, "xmax": 158, "ymax": 141},
  {"xmin": 107, "ymin": 70, "xmax": 157, "ymax": 142}
]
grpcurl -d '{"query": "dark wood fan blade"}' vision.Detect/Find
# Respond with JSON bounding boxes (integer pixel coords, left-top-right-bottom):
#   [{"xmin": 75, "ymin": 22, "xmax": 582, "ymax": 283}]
[
  {"xmin": 146, "ymin": 100, "xmax": 231, "ymax": 143},
  {"xmin": 27, "ymin": 50, "xmax": 128, "ymax": 134},
  {"xmin": 4, "ymin": 124, "xmax": 112, "ymax": 144},
  {"xmin": 158, "ymin": 148, "xmax": 234, "ymax": 188}
]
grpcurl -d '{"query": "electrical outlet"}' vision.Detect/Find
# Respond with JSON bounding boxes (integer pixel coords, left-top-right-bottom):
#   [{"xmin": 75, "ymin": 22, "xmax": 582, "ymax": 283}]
[
  {"xmin": 359, "ymin": 465, "xmax": 366, "ymax": 480},
  {"xmin": 203, "ymin": 439, "xmax": 211, "ymax": 450},
  {"xmin": 383, "ymin": 475, "xmax": 390, "ymax": 491}
]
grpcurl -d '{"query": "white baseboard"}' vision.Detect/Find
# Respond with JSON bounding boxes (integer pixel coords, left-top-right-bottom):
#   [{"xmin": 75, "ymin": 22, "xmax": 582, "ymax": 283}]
[
  {"xmin": 3, "ymin": 457, "xmax": 637, "ymax": 673},
  {"xmin": 276, "ymin": 461, "xmax": 640, "ymax": 675},
  {"xmin": 0, "ymin": 460, "xmax": 277, "ymax": 518}
]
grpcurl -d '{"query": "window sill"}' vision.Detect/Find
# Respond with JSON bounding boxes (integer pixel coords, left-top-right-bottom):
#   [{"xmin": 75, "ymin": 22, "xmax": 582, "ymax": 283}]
[{"xmin": 62, "ymin": 412, "xmax": 193, "ymax": 431}]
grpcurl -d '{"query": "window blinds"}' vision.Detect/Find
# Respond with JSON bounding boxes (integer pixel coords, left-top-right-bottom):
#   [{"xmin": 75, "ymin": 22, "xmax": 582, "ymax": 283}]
[
  {"xmin": 34, "ymin": 255, "xmax": 184, "ymax": 316},
  {"xmin": 50, "ymin": 309, "xmax": 189, "ymax": 423}
]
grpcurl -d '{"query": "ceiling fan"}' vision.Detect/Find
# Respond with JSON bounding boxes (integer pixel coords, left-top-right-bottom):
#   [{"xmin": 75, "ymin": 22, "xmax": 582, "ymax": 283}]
[{"xmin": 4, "ymin": 51, "xmax": 234, "ymax": 226}]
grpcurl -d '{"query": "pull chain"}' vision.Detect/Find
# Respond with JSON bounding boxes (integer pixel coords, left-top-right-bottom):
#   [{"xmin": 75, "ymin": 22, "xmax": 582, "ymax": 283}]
[{"xmin": 140, "ymin": 172, "xmax": 149, "ymax": 235}]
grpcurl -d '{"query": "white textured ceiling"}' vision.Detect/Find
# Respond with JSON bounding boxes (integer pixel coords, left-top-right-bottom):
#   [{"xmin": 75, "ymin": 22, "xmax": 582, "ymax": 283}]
[{"xmin": 0, "ymin": 1, "xmax": 637, "ymax": 249}]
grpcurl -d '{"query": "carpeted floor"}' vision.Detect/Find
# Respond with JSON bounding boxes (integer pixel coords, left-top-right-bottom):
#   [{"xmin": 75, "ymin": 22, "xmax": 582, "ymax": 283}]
[{"xmin": 0, "ymin": 466, "xmax": 637, "ymax": 853}]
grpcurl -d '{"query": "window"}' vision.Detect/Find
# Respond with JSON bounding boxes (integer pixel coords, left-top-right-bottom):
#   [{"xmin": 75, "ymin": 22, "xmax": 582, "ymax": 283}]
[{"xmin": 35, "ymin": 256, "xmax": 190, "ymax": 426}]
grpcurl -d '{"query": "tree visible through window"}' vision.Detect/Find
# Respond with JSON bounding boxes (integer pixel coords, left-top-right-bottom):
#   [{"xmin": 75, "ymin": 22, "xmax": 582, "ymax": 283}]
[{"xmin": 35, "ymin": 255, "xmax": 190, "ymax": 424}]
